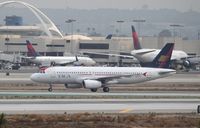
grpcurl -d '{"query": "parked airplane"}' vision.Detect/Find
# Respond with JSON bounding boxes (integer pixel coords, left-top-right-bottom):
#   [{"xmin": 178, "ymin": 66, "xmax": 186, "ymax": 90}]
[
  {"xmin": 81, "ymin": 42, "xmax": 174, "ymax": 68},
  {"xmin": 141, "ymin": 43, "xmax": 174, "ymax": 68},
  {"xmin": 131, "ymin": 26, "xmax": 188, "ymax": 68},
  {"xmin": 30, "ymin": 66, "xmax": 176, "ymax": 92},
  {"xmin": 26, "ymin": 40, "xmax": 96, "ymax": 66}
]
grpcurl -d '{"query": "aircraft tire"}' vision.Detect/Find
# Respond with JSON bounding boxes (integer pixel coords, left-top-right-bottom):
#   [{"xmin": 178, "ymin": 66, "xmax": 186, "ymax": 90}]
[
  {"xmin": 197, "ymin": 105, "xmax": 200, "ymax": 113},
  {"xmin": 103, "ymin": 87, "xmax": 109, "ymax": 92},
  {"xmin": 48, "ymin": 88, "xmax": 52, "ymax": 92},
  {"xmin": 91, "ymin": 88, "xmax": 97, "ymax": 92}
]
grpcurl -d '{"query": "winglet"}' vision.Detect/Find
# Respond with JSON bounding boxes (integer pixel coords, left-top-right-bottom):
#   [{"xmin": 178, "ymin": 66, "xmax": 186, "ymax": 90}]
[
  {"xmin": 26, "ymin": 40, "xmax": 40, "ymax": 57},
  {"xmin": 132, "ymin": 25, "xmax": 142, "ymax": 50},
  {"xmin": 75, "ymin": 55, "xmax": 79, "ymax": 62}
]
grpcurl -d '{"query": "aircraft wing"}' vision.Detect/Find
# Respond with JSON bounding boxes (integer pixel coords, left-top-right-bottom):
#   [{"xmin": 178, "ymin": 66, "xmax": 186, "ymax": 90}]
[
  {"xmin": 21, "ymin": 56, "xmax": 35, "ymax": 59},
  {"xmin": 55, "ymin": 60, "xmax": 77, "ymax": 66},
  {"xmin": 81, "ymin": 51, "xmax": 136, "ymax": 59},
  {"xmin": 78, "ymin": 74, "xmax": 132, "ymax": 84},
  {"xmin": 132, "ymin": 49, "xmax": 157, "ymax": 55}
]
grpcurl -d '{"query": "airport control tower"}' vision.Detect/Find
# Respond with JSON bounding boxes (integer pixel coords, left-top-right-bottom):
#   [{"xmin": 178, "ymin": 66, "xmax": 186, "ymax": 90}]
[{"xmin": 4, "ymin": 15, "xmax": 23, "ymax": 26}]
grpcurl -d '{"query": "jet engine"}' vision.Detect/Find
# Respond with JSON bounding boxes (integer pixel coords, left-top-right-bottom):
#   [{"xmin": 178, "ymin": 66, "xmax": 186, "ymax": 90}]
[
  {"xmin": 73, "ymin": 61, "xmax": 83, "ymax": 66},
  {"xmin": 83, "ymin": 80, "xmax": 102, "ymax": 89},
  {"xmin": 183, "ymin": 60, "xmax": 191, "ymax": 68}
]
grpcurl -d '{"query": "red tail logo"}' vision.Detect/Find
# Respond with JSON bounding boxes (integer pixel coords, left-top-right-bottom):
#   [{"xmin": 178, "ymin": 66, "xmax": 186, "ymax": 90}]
[{"xmin": 131, "ymin": 26, "xmax": 142, "ymax": 50}]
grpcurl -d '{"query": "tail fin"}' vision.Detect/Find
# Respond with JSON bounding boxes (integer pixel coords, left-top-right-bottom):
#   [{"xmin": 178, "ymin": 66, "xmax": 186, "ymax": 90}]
[
  {"xmin": 106, "ymin": 34, "xmax": 112, "ymax": 39},
  {"xmin": 152, "ymin": 43, "xmax": 174, "ymax": 68},
  {"xmin": 26, "ymin": 40, "xmax": 40, "ymax": 57},
  {"xmin": 132, "ymin": 25, "xmax": 142, "ymax": 50}
]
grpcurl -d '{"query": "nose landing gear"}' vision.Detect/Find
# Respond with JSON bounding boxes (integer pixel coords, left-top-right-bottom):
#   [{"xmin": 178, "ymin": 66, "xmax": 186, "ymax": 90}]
[{"xmin": 48, "ymin": 84, "xmax": 53, "ymax": 92}]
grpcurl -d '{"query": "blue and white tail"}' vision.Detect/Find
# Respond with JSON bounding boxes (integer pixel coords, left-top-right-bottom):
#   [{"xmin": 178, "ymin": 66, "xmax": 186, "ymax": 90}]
[
  {"xmin": 132, "ymin": 25, "xmax": 142, "ymax": 50},
  {"xmin": 106, "ymin": 34, "xmax": 112, "ymax": 39},
  {"xmin": 140, "ymin": 43, "xmax": 174, "ymax": 68}
]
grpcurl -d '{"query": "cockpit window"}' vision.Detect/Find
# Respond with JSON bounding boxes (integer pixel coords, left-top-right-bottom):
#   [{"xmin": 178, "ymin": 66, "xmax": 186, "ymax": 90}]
[{"xmin": 39, "ymin": 66, "xmax": 48, "ymax": 73}]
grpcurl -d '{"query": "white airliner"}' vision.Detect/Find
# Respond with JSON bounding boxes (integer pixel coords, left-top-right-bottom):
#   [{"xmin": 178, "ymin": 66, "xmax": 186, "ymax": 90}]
[
  {"xmin": 29, "ymin": 56, "xmax": 96, "ymax": 66},
  {"xmin": 30, "ymin": 66, "xmax": 176, "ymax": 92},
  {"xmin": 131, "ymin": 26, "xmax": 188, "ymax": 67},
  {"xmin": 81, "ymin": 26, "xmax": 188, "ymax": 68},
  {"xmin": 26, "ymin": 40, "xmax": 96, "ymax": 66}
]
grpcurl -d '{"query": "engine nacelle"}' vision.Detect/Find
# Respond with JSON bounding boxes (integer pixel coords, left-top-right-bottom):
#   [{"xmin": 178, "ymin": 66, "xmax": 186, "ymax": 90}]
[
  {"xmin": 183, "ymin": 60, "xmax": 191, "ymax": 68},
  {"xmin": 64, "ymin": 83, "xmax": 82, "ymax": 88},
  {"xmin": 83, "ymin": 80, "xmax": 102, "ymax": 89},
  {"xmin": 73, "ymin": 61, "xmax": 84, "ymax": 66}
]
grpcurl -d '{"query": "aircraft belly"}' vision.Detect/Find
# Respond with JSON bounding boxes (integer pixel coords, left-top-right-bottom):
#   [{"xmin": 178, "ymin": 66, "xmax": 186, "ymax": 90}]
[{"xmin": 117, "ymin": 76, "xmax": 148, "ymax": 84}]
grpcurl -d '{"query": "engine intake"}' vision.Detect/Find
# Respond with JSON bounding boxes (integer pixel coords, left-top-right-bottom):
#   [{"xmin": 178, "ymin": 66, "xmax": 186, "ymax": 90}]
[
  {"xmin": 183, "ymin": 60, "xmax": 191, "ymax": 68},
  {"xmin": 83, "ymin": 80, "xmax": 102, "ymax": 89}
]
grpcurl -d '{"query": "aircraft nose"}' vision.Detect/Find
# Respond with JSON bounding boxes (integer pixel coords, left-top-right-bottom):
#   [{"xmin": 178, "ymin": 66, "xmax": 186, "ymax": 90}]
[{"xmin": 30, "ymin": 73, "xmax": 41, "ymax": 82}]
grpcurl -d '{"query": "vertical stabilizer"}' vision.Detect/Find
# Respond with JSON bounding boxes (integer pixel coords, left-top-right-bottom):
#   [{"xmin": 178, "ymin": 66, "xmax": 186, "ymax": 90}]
[
  {"xmin": 106, "ymin": 34, "xmax": 112, "ymax": 39},
  {"xmin": 132, "ymin": 25, "xmax": 142, "ymax": 50},
  {"xmin": 140, "ymin": 43, "xmax": 174, "ymax": 68},
  {"xmin": 26, "ymin": 40, "xmax": 40, "ymax": 57},
  {"xmin": 152, "ymin": 43, "xmax": 174, "ymax": 68}
]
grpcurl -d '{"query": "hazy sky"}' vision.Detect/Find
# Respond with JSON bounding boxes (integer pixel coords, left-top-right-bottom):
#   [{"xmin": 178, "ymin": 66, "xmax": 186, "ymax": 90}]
[{"xmin": 0, "ymin": 0, "xmax": 200, "ymax": 12}]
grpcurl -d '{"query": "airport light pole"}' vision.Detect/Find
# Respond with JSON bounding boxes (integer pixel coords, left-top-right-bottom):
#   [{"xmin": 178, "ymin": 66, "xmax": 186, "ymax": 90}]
[
  {"xmin": 116, "ymin": 20, "xmax": 124, "ymax": 37},
  {"xmin": 5, "ymin": 37, "xmax": 9, "ymax": 53},
  {"xmin": 66, "ymin": 19, "xmax": 76, "ymax": 54},
  {"xmin": 133, "ymin": 19, "xmax": 146, "ymax": 37},
  {"xmin": 170, "ymin": 24, "xmax": 184, "ymax": 43},
  {"xmin": 66, "ymin": 19, "xmax": 76, "ymax": 36}
]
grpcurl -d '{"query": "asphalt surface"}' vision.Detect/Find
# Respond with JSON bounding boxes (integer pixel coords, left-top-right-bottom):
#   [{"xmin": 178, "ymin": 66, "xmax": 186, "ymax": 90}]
[
  {"xmin": 0, "ymin": 99, "xmax": 199, "ymax": 114},
  {"xmin": 0, "ymin": 91, "xmax": 199, "ymax": 97},
  {"xmin": 0, "ymin": 70, "xmax": 200, "ymax": 114}
]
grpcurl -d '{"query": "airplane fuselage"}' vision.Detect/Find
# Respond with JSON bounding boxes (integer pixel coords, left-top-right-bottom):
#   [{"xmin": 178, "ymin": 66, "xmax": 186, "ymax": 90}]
[
  {"xmin": 131, "ymin": 49, "xmax": 188, "ymax": 63},
  {"xmin": 31, "ymin": 66, "xmax": 175, "ymax": 85},
  {"xmin": 29, "ymin": 56, "xmax": 96, "ymax": 66}
]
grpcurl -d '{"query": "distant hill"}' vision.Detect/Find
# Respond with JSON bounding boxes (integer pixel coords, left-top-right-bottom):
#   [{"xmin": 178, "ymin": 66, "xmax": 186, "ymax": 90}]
[{"xmin": 0, "ymin": 7, "xmax": 199, "ymax": 39}]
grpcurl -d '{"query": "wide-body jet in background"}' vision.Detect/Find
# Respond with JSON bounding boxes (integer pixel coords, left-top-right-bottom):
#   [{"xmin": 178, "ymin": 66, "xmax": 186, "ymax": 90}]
[
  {"xmin": 131, "ymin": 26, "xmax": 189, "ymax": 68},
  {"xmin": 81, "ymin": 42, "xmax": 175, "ymax": 68}
]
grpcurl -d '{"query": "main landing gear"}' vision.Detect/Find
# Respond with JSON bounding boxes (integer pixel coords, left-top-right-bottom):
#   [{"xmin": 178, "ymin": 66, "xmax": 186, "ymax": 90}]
[
  {"xmin": 90, "ymin": 88, "xmax": 97, "ymax": 92},
  {"xmin": 90, "ymin": 87, "xmax": 110, "ymax": 92},
  {"xmin": 48, "ymin": 84, "xmax": 53, "ymax": 92},
  {"xmin": 103, "ymin": 87, "xmax": 109, "ymax": 92}
]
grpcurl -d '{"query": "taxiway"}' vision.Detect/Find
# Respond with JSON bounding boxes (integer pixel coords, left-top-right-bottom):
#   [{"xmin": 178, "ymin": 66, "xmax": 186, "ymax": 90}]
[{"xmin": 0, "ymin": 99, "xmax": 199, "ymax": 114}]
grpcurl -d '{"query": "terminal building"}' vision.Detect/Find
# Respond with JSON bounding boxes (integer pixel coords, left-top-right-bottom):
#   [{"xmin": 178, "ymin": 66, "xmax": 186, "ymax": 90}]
[{"xmin": 0, "ymin": 1, "xmax": 200, "ymax": 66}]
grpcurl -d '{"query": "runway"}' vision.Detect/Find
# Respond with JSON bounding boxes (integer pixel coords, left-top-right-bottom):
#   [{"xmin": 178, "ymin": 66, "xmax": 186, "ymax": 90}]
[
  {"xmin": 0, "ymin": 72, "xmax": 200, "ymax": 114},
  {"xmin": 0, "ymin": 73, "xmax": 32, "ymax": 84},
  {"xmin": 0, "ymin": 91, "xmax": 199, "ymax": 97},
  {"xmin": 0, "ymin": 99, "xmax": 199, "ymax": 114}
]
